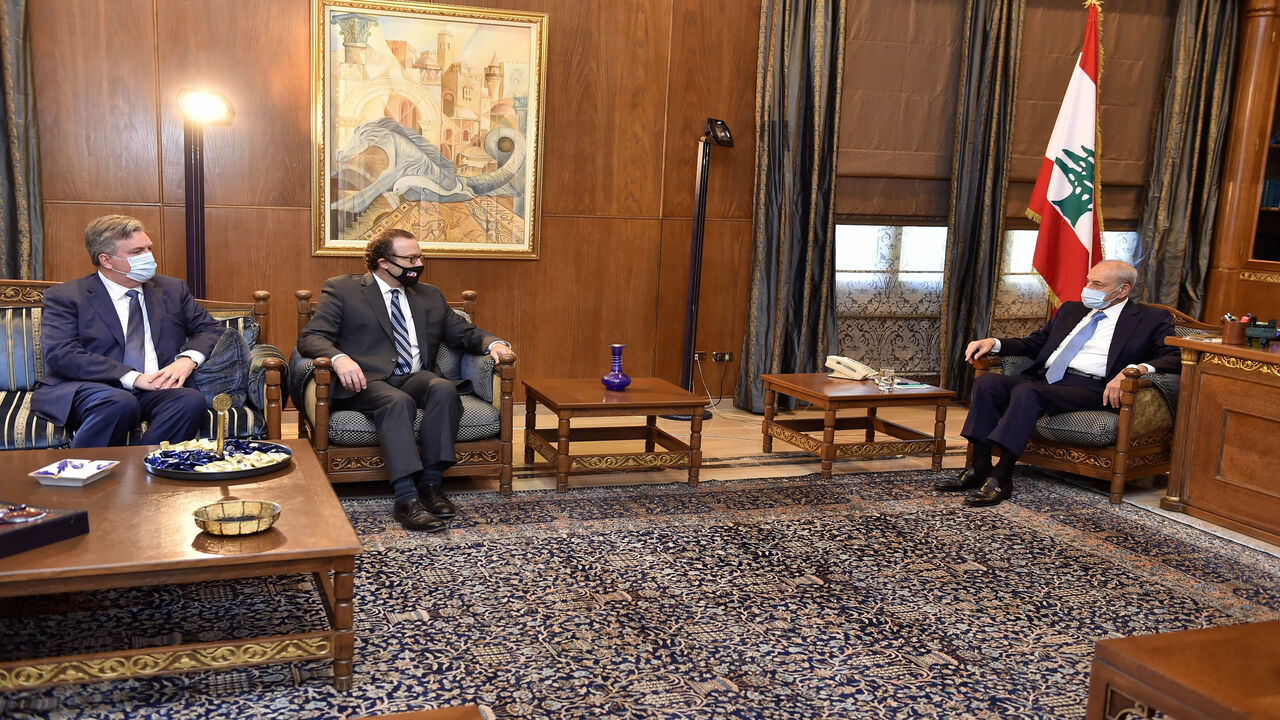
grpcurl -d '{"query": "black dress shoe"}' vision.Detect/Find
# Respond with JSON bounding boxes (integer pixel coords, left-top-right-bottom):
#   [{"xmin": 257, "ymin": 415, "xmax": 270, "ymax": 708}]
[
  {"xmin": 963, "ymin": 476, "xmax": 1013, "ymax": 507},
  {"xmin": 418, "ymin": 483, "xmax": 457, "ymax": 520},
  {"xmin": 935, "ymin": 466, "xmax": 987, "ymax": 492},
  {"xmin": 393, "ymin": 498, "xmax": 447, "ymax": 532}
]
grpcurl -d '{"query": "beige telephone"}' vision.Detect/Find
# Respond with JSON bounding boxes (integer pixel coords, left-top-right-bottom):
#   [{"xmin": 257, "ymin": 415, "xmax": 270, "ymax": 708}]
[{"xmin": 825, "ymin": 355, "xmax": 877, "ymax": 380}]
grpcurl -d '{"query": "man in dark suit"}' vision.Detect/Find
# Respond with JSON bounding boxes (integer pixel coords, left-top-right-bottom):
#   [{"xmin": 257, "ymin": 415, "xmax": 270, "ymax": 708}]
[
  {"xmin": 33, "ymin": 215, "xmax": 223, "ymax": 448},
  {"xmin": 940, "ymin": 260, "xmax": 1179, "ymax": 507},
  {"xmin": 297, "ymin": 228, "xmax": 514, "ymax": 533}
]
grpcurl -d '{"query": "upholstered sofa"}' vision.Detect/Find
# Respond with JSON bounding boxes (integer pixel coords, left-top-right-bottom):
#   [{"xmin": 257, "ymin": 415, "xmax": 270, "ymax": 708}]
[
  {"xmin": 0, "ymin": 279, "xmax": 285, "ymax": 449},
  {"xmin": 290, "ymin": 289, "xmax": 515, "ymax": 494},
  {"xmin": 971, "ymin": 304, "xmax": 1218, "ymax": 503}
]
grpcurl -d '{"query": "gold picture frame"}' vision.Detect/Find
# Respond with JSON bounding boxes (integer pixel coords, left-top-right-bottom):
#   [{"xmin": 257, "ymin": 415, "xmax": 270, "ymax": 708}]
[{"xmin": 312, "ymin": 0, "xmax": 546, "ymax": 258}]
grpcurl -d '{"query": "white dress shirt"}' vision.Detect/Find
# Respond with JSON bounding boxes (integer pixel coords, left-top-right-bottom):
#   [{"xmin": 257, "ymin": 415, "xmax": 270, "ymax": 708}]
[
  {"xmin": 993, "ymin": 298, "xmax": 1154, "ymax": 378},
  {"xmin": 372, "ymin": 273, "xmax": 422, "ymax": 373},
  {"xmin": 98, "ymin": 273, "xmax": 205, "ymax": 389}
]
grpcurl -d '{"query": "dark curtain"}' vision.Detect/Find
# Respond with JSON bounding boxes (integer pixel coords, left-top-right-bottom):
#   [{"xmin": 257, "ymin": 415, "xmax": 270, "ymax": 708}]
[
  {"xmin": 0, "ymin": 0, "xmax": 41, "ymax": 279},
  {"xmin": 939, "ymin": 0, "xmax": 1024, "ymax": 400},
  {"xmin": 735, "ymin": 0, "xmax": 846, "ymax": 413},
  {"xmin": 1135, "ymin": 0, "xmax": 1237, "ymax": 316}
]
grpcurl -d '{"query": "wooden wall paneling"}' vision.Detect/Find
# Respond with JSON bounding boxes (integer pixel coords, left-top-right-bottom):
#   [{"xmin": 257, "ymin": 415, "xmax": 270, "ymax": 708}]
[
  {"xmin": 29, "ymin": 0, "xmax": 161, "ymax": 204},
  {"xmin": 655, "ymin": 219, "xmax": 752, "ymax": 394},
  {"xmin": 194, "ymin": 207, "xmax": 353, "ymax": 353},
  {"xmin": 42, "ymin": 204, "xmax": 165, "ymax": 282},
  {"xmin": 156, "ymin": 0, "xmax": 312, "ymax": 208},
  {"xmin": 659, "ymin": 0, "xmax": 758, "ymax": 220},
  {"xmin": 427, "ymin": 216, "xmax": 662, "ymax": 393},
  {"xmin": 533, "ymin": 0, "xmax": 670, "ymax": 217}
]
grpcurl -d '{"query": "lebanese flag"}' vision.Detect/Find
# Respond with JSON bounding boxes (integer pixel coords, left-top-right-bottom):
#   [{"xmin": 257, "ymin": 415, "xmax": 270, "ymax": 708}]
[{"xmin": 1027, "ymin": 0, "xmax": 1104, "ymax": 304}]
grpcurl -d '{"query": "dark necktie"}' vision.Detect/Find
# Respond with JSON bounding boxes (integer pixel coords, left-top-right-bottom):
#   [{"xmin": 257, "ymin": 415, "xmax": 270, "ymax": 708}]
[
  {"xmin": 123, "ymin": 289, "xmax": 146, "ymax": 372},
  {"xmin": 1045, "ymin": 311, "xmax": 1106, "ymax": 383},
  {"xmin": 389, "ymin": 289, "xmax": 413, "ymax": 375}
]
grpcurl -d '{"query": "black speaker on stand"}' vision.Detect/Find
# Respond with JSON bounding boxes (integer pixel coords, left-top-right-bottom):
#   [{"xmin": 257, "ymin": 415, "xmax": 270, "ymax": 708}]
[{"xmin": 664, "ymin": 118, "xmax": 733, "ymax": 422}]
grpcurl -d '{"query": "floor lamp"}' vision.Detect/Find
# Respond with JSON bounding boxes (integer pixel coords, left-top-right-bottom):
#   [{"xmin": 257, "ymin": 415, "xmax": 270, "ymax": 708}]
[
  {"xmin": 178, "ymin": 89, "xmax": 235, "ymax": 299},
  {"xmin": 670, "ymin": 118, "xmax": 733, "ymax": 421}
]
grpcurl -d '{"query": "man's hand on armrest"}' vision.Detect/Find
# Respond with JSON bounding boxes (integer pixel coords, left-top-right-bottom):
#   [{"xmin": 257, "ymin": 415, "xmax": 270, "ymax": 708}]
[
  {"xmin": 489, "ymin": 343, "xmax": 515, "ymax": 364},
  {"xmin": 332, "ymin": 355, "xmax": 366, "ymax": 393},
  {"xmin": 965, "ymin": 338, "xmax": 998, "ymax": 364}
]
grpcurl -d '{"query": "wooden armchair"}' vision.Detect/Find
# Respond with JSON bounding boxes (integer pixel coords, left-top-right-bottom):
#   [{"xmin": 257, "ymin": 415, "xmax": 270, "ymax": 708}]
[
  {"xmin": 0, "ymin": 279, "xmax": 284, "ymax": 447},
  {"xmin": 290, "ymin": 289, "xmax": 516, "ymax": 494},
  {"xmin": 971, "ymin": 304, "xmax": 1218, "ymax": 503}
]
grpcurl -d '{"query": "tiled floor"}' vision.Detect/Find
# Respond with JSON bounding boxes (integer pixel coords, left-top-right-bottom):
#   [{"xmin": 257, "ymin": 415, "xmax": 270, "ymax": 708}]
[{"xmin": 287, "ymin": 400, "xmax": 1280, "ymax": 558}]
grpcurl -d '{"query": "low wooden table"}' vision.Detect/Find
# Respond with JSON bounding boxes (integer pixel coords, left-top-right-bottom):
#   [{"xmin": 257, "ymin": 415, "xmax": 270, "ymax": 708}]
[
  {"xmin": 523, "ymin": 377, "xmax": 710, "ymax": 492},
  {"xmin": 761, "ymin": 373, "xmax": 954, "ymax": 478},
  {"xmin": 0, "ymin": 440, "xmax": 362, "ymax": 692},
  {"xmin": 1086, "ymin": 620, "xmax": 1280, "ymax": 719}
]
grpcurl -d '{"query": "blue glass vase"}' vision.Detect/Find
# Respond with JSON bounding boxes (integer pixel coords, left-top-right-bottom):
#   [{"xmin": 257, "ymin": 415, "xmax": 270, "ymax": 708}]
[{"xmin": 601, "ymin": 343, "xmax": 631, "ymax": 391}]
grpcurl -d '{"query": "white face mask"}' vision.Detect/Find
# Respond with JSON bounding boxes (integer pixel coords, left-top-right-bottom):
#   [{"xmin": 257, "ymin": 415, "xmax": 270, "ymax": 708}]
[
  {"xmin": 108, "ymin": 252, "xmax": 157, "ymax": 283},
  {"xmin": 1080, "ymin": 284, "xmax": 1123, "ymax": 310}
]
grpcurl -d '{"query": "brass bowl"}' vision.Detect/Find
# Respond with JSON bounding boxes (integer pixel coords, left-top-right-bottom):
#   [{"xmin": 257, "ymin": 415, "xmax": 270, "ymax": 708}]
[{"xmin": 193, "ymin": 499, "xmax": 280, "ymax": 536}]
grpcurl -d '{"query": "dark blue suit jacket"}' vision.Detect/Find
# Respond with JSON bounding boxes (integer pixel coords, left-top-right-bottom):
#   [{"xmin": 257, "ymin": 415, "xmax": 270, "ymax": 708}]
[
  {"xmin": 32, "ymin": 273, "xmax": 223, "ymax": 425},
  {"xmin": 998, "ymin": 300, "xmax": 1180, "ymax": 378}
]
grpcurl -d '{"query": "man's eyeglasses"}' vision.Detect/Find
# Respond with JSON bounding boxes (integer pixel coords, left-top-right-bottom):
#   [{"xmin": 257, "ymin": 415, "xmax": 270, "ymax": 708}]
[{"xmin": 390, "ymin": 254, "xmax": 424, "ymax": 264}]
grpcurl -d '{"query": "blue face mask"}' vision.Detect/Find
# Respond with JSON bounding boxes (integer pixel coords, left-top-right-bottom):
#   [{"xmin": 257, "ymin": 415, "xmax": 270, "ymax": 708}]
[
  {"xmin": 1081, "ymin": 285, "xmax": 1117, "ymax": 310},
  {"xmin": 109, "ymin": 252, "xmax": 157, "ymax": 283}
]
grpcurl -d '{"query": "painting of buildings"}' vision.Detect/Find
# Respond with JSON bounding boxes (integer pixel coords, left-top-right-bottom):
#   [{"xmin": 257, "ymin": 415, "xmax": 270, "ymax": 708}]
[{"xmin": 314, "ymin": 1, "xmax": 545, "ymax": 258}]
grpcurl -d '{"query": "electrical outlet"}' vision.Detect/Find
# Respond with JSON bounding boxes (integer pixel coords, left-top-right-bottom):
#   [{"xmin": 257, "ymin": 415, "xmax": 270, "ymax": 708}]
[
  {"xmin": 692, "ymin": 351, "xmax": 708, "ymax": 362},
  {"xmin": 713, "ymin": 352, "xmax": 733, "ymax": 363}
]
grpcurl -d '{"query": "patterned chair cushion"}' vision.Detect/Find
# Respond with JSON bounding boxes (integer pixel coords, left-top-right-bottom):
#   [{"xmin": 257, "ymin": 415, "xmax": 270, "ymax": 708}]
[
  {"xmin": 1032, "ymin": 410, "xmax": 1119, "ymax": 447},
  {"xmin": 0, "ymin": 306, "xmax": 42, "ymax": 392},
  {"xmin": 247, "ymin": 343, "xmax": 286, "ymax": 412},
  {"xmin": 0, "ymin": 389, "xmax": 72, "ymax": 449},
  {"xmin": 190, "ymin": 327, "xmax": 251, "ymax": 407},
  {"xmin": 326, "ymin": 393, "xmax": 501, "ymax": 446},
  {"xmin": 461, "ymin": 353, "xmax": 497, "ymax": 403}
]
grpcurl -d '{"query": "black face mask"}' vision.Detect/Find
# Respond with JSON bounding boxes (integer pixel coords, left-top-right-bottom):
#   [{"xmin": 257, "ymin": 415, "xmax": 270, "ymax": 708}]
[{"xmin": 388, "ymin": 260, "xmax": 424, "ymax": 287}]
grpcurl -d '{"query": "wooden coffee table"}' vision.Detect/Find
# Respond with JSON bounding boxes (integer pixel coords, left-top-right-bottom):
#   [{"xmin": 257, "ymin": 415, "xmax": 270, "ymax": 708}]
[
  {"xmin": 1086, "ymin": 620, "xmax": 1280, "ymax": 719},
  {"xmin": 523, "ymin": 377, "xmax": 710, "ymax": 492},
  {"xmin": 761, "ymin": 373, "xmax": 954, "ymax": 478},
  {"xmin": 0, "ymin": 440, "xmax": 362, "ymax": 691}
]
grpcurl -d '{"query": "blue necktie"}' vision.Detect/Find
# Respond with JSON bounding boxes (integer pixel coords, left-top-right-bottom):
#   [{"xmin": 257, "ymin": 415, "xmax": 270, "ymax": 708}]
[
  {"xmin": 123, "ymin": 289, "xmax": 146, "ymax": 372},
  {"xmin": 388, "ymin": 289, "xmax": 413, "ymax": 375},
  {"xmin": 1045, "ymin": 311, "xmax": 1106, "ymax": 383}
]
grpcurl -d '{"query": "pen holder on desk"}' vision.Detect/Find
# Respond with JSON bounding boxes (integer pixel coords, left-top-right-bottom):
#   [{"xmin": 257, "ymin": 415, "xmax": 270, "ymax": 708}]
[{"xmin": 1221, "ymin": 320, "xmax": 1247, "ymax": 346}]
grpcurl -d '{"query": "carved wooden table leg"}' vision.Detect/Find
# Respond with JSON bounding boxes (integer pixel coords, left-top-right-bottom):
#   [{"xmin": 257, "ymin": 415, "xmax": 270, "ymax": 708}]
[
  {"xmin": 556, "ymin": 413, "xmax": 571, "ymax": 492},
  {"xmin": 865, "ymin": 406, "xmax": 877, "ymax": 442},
  {"xmin": 763, "ymin": 387, "xmax": 776, "ymax": 452},
  {"xmin": 332, "ymin": 555, "xmax": 355, "ymax": 691},
  {"xmin": 933, "ymin": 398, "xmax": 948, "ymax": 471},
  {"xmin": 524, "ymin": 396, "xmax": 537, "ymax": 465},
  {"xmin": 645, "ymin": 415, "xmax": 657, "ymax": 453},
  {"xmin": 821, "ymin": 407, "xmax": 837, "ymax": 478},
  {"xmin": 688, "ymin": 411, "xmax": 703, "ymax": 487}
]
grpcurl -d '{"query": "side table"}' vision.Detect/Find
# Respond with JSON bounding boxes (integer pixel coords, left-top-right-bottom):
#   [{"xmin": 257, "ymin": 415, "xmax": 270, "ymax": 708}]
[
  {"xmin": 1086, "ymin": 620, "xmax": 1280, "ymax": 719},
  {"xmin": 761, "ymin": 373, "xmax": 954, "ymax": 478},
  {"xmin": 522, "ymin": 377, "xmax": 710, "ymax": 492}
]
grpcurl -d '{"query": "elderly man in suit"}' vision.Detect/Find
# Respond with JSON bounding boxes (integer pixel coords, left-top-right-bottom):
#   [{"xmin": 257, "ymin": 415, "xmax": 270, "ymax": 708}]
[
  {"xmin": 33, "ymin": 215, "xmax": 223, "ymax": 448},
  {"xmin": 941, "ymin": 259, "xmax": 1179, "ymax": 507},
  {"xmin": 297, "ymin": 228, "xmax": 514, "ymax": 533}
]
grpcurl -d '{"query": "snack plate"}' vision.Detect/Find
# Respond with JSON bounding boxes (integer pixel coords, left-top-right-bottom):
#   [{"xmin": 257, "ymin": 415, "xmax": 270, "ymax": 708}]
[
  {"xmin": 144, "ymin": 441, "xmax": 294, "ymax": 481},
  {"xmin": 29, "ymin": 459, "xmax": 120, "ymax": 487}
]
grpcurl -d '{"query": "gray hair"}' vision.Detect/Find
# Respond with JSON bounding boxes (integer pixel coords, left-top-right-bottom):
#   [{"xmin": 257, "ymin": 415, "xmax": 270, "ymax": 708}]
[
  {"xmin": 1097, "ymin": 259, "xmax": 1137, "ymax": 289},
  {"xmin": 85, "ymin": 215, "xmax": 145, "ymax": 266}
]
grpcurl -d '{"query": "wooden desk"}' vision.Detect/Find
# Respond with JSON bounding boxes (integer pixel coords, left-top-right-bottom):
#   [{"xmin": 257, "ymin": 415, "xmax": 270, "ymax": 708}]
[
  {"xmin": 1086, "ymin": 620, "xmax": 1280, "ymax": 719},
  {"xmin": 1163, "ymin": 336, "xmax": 1280, "ymax": 545},
  {"xmin": 523, "ymin": 377, "xmax": 709, "ymax": 492},
  {"xmin": 0, "ymin": 440, "xmax": 362, "ymax": 691},
  {"xmin": 760, "ymin": 373, "xmax": 954, "ymax": 478}
]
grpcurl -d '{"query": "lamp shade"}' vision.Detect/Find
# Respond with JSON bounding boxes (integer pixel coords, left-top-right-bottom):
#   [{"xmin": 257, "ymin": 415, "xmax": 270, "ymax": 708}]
[{"xmin": 178, "ymin": 89, "xmax": 235, "ymax": 126}]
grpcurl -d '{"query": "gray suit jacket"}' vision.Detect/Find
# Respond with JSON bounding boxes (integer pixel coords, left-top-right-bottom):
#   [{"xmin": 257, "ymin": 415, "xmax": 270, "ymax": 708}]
[{"xmin": 296, "ymin": 274, "xmax": 502, "ymax": 399}]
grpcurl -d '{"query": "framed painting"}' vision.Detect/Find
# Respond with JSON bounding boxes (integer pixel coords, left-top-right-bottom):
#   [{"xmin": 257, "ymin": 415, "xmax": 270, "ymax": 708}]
[{"xmin": 312, "ymin": 0, "xmax": 547, "ymax": 258}]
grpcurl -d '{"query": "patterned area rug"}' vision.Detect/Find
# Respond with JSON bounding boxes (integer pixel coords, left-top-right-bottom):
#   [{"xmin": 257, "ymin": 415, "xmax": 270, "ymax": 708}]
[{"xmin": 3, "ymin": 468, "xmax": 1279, "ymax": 720}]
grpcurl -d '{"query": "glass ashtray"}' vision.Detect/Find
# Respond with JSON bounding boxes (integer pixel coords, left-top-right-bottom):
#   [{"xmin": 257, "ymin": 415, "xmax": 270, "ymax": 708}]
[{"xmin": 193, "ymin": 499, "xmax": 281, "ymax": 536}]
